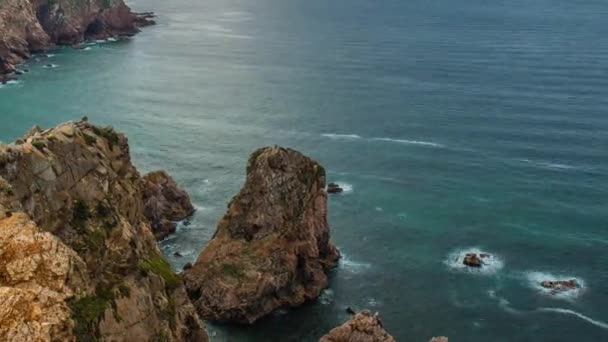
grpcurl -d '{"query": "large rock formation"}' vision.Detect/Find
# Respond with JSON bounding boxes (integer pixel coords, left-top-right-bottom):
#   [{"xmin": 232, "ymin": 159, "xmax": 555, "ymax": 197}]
[
  {"xmin": 183, "ymin": 146, "xmax": 340, "ymax": 323},
  {"xmin": 0, "ymin": 0, "xmax": 154, "ymax": 77},
  {"xmin": 319, "ymin": 311, "xmax": 395, "ymax": 342},
  {"xmin": 143, "ymin": 170, "xmax": 195, "ymax": 240},
  {"xmin": 0, "ymin": 121, "xmax": 207, "ymax": 341}
]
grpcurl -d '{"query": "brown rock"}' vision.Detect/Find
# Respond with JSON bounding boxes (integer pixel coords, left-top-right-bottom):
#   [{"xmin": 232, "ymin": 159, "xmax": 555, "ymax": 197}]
[
  {"xmin": 319, "ymin": 310, "xmax": 395, "ymax": 342},
  {"xmin": 143, "ymin": 170, "xmax": 195, "ymax": 240},
  {"xmin": 0, "ymin": 0, "xmax": 155, "ymax": 74},
  {"xmin": 183, "ymin": 146, "xmax": 340, "ymax": 323},
  {"xmin": 0, "ymin": 121, "xmax": 207, "ymax": 341},
  {"xmin": 463, "ymin": 253, "xmax": 482, "ymax": 267}
]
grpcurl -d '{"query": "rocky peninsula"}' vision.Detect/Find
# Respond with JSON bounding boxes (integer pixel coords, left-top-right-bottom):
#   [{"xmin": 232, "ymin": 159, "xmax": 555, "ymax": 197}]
[{"xmin": 0, "ymin": 0, "xmax": 154, "ymax": 80}]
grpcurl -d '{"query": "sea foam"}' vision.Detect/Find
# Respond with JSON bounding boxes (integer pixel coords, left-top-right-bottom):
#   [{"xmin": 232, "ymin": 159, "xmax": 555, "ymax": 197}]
[
  {"xmin": 525, "ymin": 271, "xmax": 585, "ymax": 300},
  {"xmin": 339, "ymin": 253, "xmax": 371, "ymax": 274},
  {"xmin": 537, "ymin": 308, "xmax": 608, "ymax": 330},
  {"xmin": 370, "ymin": 137, "xmax": 444, "ymax": 148}
]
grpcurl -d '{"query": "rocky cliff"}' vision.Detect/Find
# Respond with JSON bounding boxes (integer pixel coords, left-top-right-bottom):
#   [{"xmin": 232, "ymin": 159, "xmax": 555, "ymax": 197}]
[
  {"xmin": 0, "ymin": 121, "xmax": 207, "ymax": 341},
  {"xmin": 0, "ymin": 0, "xmax": 153, "ymax": 76},
  {"xmin": 183, "ymin": 146, "xmax": 340, "ymax": 324},
  {"xmin": 319, "ymin": 311, "xmax": 396, "ymax": 342}
]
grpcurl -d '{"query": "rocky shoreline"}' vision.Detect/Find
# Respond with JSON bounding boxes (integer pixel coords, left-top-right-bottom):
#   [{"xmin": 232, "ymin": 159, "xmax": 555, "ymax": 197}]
[
  {"xmin": 0, "ymin": 0, "xmax": 154, "ymax": 82},
  {"xmin": 0, "ymin": 119, "xmax": 450, "ymax": 341}
]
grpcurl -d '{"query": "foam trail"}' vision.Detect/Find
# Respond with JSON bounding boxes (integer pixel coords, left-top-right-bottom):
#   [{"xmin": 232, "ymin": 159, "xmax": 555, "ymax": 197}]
[
  {"xmin": 538, "ymin": 308, "xmax": 608, "ymax": 330},
  {"xmin": 371, "ymin": 137, "xmax": 444, "ymax": 148},
  {"xmin": 321, "ymin": 133, "xmax": 362, "ymax": 140}
]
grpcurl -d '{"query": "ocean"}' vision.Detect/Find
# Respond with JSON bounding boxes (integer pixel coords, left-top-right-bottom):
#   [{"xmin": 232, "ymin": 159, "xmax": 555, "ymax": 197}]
[{"xmin": 1, "ymin": 0, "xmax": 607, "ymax": 340}]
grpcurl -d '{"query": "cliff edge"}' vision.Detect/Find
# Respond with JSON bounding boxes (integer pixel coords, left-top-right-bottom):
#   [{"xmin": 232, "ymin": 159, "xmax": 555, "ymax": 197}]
[{"xmin": 0, "ymin": 121, "xmax": 207, "ymax": 341}]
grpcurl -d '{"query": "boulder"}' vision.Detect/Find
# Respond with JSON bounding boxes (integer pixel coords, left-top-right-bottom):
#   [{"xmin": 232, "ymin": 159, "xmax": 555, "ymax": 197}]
[
  {"xmin": 183, "ymin": 146, "xmax": 340, "ymax": 323},
  {"xmin": 143, "ymin": 170, "xmax": 195, "ymax": 240},
  {"xmin": 319, "ymin": 310, "xmax": 395, "ymax": 342},
  {"xmin": 463, "ymin": 253, "xmax": 482, "ymax": 267}
]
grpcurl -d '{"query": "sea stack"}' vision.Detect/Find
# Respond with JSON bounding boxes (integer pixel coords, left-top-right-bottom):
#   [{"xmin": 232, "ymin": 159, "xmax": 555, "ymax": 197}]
[
  {"xmin": 319, "ymin": 310, "xmax": 396, "ymax": 342},
  {"xmin": 183, "ymin": 146, "xmax": 340, "ymax": 323},
  {"xmin": 0, "ymin": 121, "xmax": 207, "ymax": 341}
]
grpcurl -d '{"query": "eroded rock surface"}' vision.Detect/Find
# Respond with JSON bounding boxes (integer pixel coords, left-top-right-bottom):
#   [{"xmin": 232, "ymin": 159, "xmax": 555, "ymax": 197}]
[
  {"xmin": 319, "ymin": 310, "xmax": 395, "ymax": 342},
  {"xmin": 0, "ymin": 121, "xmax": 207, "ymax": 341},
  {"xmin": 183, "ymin": 146, "xmax": 340, "ymax": 323}
]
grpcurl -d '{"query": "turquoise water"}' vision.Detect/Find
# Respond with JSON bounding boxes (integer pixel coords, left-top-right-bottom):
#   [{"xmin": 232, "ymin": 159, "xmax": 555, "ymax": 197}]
[{"xmin": 1, "ymin": 0, "xmax": 607, "ymax": 340}]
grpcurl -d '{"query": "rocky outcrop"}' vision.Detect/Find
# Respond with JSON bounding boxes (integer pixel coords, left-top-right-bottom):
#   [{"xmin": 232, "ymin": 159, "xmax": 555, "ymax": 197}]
[
  {"xmin": 327, "ymin": 182, "xmax": 343, "ymax": 194},
  {"xmin": 143, "ymin": 170, "xmax": 195, "ymax": 240},
  {"xmin": 183, "ymin": 146, "xmax": 340, "ymax": 323},
  {"xmin": 0, "ymin": 121, "xmax": 207, "ymax": 341},
  {"xmin": 541, "ymin": 279, "xmax": 579, "ymax": 294},
  {"xmin": 0, "ymin": 0, "xmax": 154, "ymax": 76},
  {"xmin": 319, "ymin": 310, "xmax": 395, "ymax": 342}
]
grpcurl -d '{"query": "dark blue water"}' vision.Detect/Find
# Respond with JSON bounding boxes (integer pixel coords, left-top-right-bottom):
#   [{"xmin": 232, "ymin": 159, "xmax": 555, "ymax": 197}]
[{"xmin": 1, "ymin": 0, "xmax": 607, "ymax": 340}]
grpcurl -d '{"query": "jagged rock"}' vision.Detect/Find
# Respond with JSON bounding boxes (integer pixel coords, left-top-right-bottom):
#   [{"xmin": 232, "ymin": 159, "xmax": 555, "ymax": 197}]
[
  {"xmin": 183, "ymin": 146, "xmax": 340, "ymax": 323},
  {"xmin": 0, "ymin": 0, "xmax": 155, "ymax": 76},
  {"xmin": 319, "ymin": 310, "xmax": 395, "ymax": 342},
  {"xmin": 0, "ymin": 121, "xmax": 207, "ymax": 341},
  {"xmin": 143, "ymin": 170, "xmax": 195, "ymax": 240},
  {"xmin": 327, "ymin": 182, "xmax": 343, "ymax": 194},
  {"xmin": 463, "ymin": 253, "xmax": 482, "ymax": 267}
]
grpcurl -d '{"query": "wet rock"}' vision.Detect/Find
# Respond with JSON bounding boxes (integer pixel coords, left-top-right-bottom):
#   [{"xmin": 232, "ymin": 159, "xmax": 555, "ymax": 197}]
[
  {"xmin": 541, "ymin": 279, "xmax": 579, "ymax": 293},
  {"xmin": 183, "ymin": 146, "xmax": 340, "ymax": 324},
  {"xmin": 463, "ymin": 253, "xmax": 483, "ymax": 267},
  {"xmin": 183, "ymin": 262, "xmax": 193, "ymax": 271},
  {"xmin": 327, "ymin": 182, "xmax": 343, "ymax": 194},
  {"xmin": 174, "ymin": 251, "xmax": 183, "ymax": 257},
  {"xmin": 319, "ymin": 310, "xmax": 395, "ymax": 342}
]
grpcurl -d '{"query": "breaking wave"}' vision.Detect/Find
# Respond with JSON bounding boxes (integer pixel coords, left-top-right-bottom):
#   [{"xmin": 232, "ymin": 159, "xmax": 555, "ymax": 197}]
[{"xmin": 444, "ymin": 247, "xmax": 504, "ymax": 275}]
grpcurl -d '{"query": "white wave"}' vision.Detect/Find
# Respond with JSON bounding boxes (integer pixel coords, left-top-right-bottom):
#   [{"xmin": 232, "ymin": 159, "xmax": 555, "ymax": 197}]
[
  {"xmin": 525, "ymin": 271, "xmax": 585, "ymax": 300},
  {"xmin": 444, "ymin": 247, "xmax": 504, "ymax": 275},
  {"xmin": 518, "ymin": 159, "xmax": 579, "ymax": 171},
  {"xmin": 367, "ymin": 297, "xmax": 381, "ymax": 307},
  {"xmin": 330, "ymin": 182, "xmax": 353, "ymax": 194},
  {"xmin": 371, "ymin": 137, "xmax": 444, "ymax": 148},
  {"xmin": 46, "ymin": 54, "xmax": 55, "ymax": 58},
  {"xmin": 107, "ymin": 37, "xmax": 117, "ymax": 42},
  {"xmin": 43, "ymin": 64, "xmax": 58, "ymax": 68},
  {"xmin": 537, "ymin": 308, "xmax": 608, "ymax": 330},
  {"xmin": 321, "ymin": 133, "xmax": 362, "ymax": 140},
  {"xmin": 83, "ymin": 47, "xmax": 92, "ymax": 51},
  {"xmin": 374, "ymin": 207, "xmax": 383, "ymax": 212},
  {"xmin": 319, "ymin": 288, "xmax": 334, "ymax": 305},
  {"xmin": 339, "ymin": 253, "xmax": 371, "ymax": 274}
]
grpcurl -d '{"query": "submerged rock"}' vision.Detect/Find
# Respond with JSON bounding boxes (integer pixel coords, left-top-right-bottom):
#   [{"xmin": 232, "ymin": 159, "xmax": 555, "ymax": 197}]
[
  {"xmin": 429, "ymin": 337, "xmax": 449, "ymax": 342},
  {"xmin": 143, "ymin": 170, "xmax": 195, "ymax": 240},
  {"xmin": 183, "ymin": 146, "xmax": 340, "ymax": 324},
  {"xmin": 0, "ymin": 120, "xmax": 207, "ymax": 341},
  {"xmin": 319, "ymin": 310, "xmax": 395, "ymax": 342}
]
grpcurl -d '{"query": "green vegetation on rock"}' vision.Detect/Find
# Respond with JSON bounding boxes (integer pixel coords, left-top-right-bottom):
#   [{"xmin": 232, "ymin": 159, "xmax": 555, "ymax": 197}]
[{"xmin": 138, "ymin": 254, "xmax": 180, "ymax": 289}]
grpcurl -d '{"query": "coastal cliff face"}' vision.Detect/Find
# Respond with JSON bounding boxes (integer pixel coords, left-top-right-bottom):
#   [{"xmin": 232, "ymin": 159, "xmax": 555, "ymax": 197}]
[
  {"xmin": 183, "ymin": 146, "xmax": 340, "ymax": 324},
  {"xmin": 0, "ymin": 121, "xmax": 207, "ymax": 341},
  {"xmin": 0, "ymin": 0, "xmax": 153, "ymax": 74}
]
